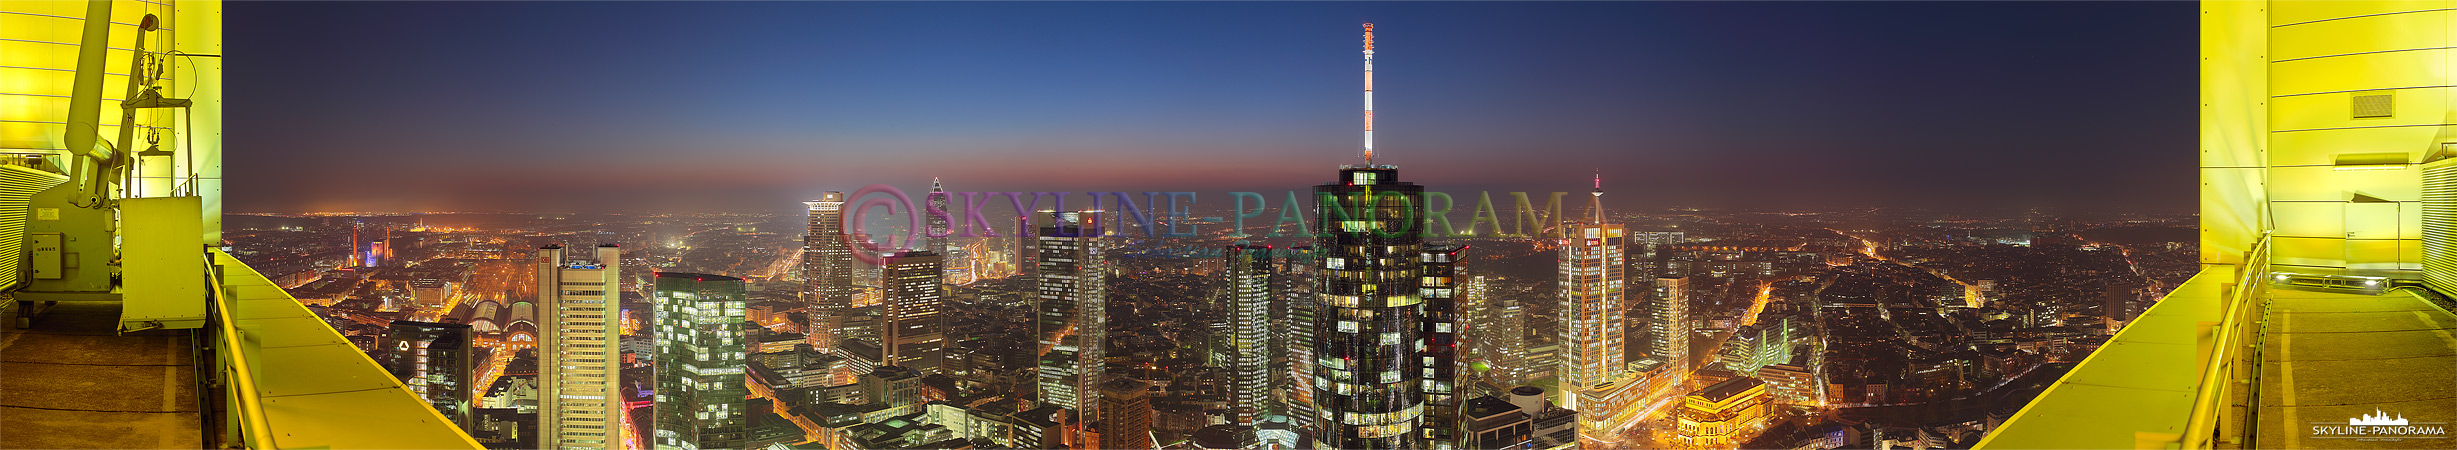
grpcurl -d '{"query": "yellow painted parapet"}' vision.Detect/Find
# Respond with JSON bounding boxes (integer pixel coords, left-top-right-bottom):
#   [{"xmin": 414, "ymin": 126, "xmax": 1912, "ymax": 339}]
[
  {"xmin": 1975, "ymin": 268, "xmax": 2237, "ymax": 449},
  {"xmin": 213, "ymin": 250, "xmax": 484, "ymax": 449}
]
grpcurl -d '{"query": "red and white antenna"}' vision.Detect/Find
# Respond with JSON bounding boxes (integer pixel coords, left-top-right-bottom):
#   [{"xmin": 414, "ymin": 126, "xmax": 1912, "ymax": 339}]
[
  {"xmin": 1363, "ymin": 23, "xmax": 1375, "ymax": 164},
  {"xmin": 1591, "ymin": 169, "xmax": 1604, "ymax": 223}
]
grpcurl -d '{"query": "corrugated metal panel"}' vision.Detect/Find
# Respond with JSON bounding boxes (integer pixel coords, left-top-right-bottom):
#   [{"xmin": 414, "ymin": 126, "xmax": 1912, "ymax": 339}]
[
  {"xmin": 0, "ymin": 164, "xmax": 65, "ymax": 291},
  {"xmin": 2421, "ymin": 158, "xmax": 2457, "ymax": 295}
]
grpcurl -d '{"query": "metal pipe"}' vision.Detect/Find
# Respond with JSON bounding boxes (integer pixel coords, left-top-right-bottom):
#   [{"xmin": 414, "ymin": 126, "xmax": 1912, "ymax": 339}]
[
  {"xmin": 62, "ymin": 0, "xmax": 113, "ymax": 207},
  {"xmin": 111, "ymin": 16, "xmax": 155, "ymax": 200}
]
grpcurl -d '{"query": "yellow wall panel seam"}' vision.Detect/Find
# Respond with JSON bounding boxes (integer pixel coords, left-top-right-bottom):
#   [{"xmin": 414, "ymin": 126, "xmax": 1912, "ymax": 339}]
[
  {"xmin": 2272, "ymin": 8, "xmax": 2457, "ymax": 28},
  {"xmin": 2275, "ymin": 85, "xmax": 2457, "ymax": 98},
  {"xmin": 2276, "ymin": 46, "xmax": 2457, "ymax": 62},
  {"xmin": 2274, "ymin": 123, "xmax": 2457, "ymax": 133}
]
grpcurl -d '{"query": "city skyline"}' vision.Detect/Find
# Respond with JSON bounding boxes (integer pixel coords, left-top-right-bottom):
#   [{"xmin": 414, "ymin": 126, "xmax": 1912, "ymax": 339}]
[
  {"xmin": 9, "ymin": 1, "xmax": 2447, "ymax": 450},
  {"xmin": 227, "ymin": 1, "xmax": 2193, "ymax": 215}
]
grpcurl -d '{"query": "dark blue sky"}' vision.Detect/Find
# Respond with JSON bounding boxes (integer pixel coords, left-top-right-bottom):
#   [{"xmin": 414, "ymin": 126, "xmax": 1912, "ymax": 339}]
[{"xmin": 228, "ymin": 1, "xmax": 2194, "ymax": 214}]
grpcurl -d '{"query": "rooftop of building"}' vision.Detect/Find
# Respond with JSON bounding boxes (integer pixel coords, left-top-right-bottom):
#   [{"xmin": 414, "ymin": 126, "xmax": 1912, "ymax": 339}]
[
  {"xmin": 1694, "ymin": 376, "xmax": 1767, "ymax": 403},
  {"xmin": 655, "ymin": 271, "xmax": 742, "ymax": 281},
  {"xmin": 1464, "ymin": 396, "xmax": 1528, "ymax": 421}
]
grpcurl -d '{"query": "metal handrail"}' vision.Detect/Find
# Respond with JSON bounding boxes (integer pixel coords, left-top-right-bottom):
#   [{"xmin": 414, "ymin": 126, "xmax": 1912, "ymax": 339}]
[
  {"xmin": 206, "ymin": 254, "xmax": 276, "ymax": 448},
  {"xmin": 2178, "ymin": 233, "xmax": 2271, "ymax": 449}
]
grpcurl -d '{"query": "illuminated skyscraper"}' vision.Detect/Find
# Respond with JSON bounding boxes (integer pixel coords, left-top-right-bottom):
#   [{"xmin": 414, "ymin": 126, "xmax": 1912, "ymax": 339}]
[
  {"xmin": 1219, "ymin": 244, "xmax": 1322, "ymax": 442},
  {"xmin": 1226, "ymin": 244, "xmax": 1277, "ymax": 427},
  {"xmin": 1276, "ymin": 246, "xmax": 1321, "ymax": 433},
  {"xmin": 1313, "ymin": 164, "xmax": 1428, "ymax": 449},
  {"xmin": 652, "ymin": 272, "xmax": 748, "ymax": 450},
  {"xmin": 1037, "ymin": 212, "xmax": 1109, "ymax": 449},
  {"xmin": 1558, "ymin": 175, "xmax": 1627, "ymax": 399},
  {"xmin": 880, "ymin": 251, "xmax": 946, "ymax": 373},
  {"xmin": 1650, "ymin": 276, "xmax": 1690, "ymax": 370},
  {"xmin": 1309, "ymin": 23, "xmax": 1429, "ymax": 450},
  {"xmin": 1420, "ymin": 244, "xmax": 1467, "ymax": 450},
  {"xmin": 926, "ymin": 178, "xmax": 951, "ymax": 257},
  {"xmin": 383, "ymin": 320, "xmax": 474, "ymax": 429},
  {"xmin": 539, "ymin": 244, "xmax": 622, "ymax": 450},
  {"xmin": 1460, "ymin": 276, "xmax": 1526, "ymax": 388},
  {"xmin": 803, "ymin": 192, "xmax": 854, "ymax": 350}
]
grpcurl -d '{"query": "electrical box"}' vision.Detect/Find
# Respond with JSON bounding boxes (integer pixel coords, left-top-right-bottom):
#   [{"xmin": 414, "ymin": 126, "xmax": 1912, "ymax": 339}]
[
  {"xmin": 28, "ymin": 232, "xmax": 60, "ymax": 279},
  {"xmin": 120, "ymin": 197, "xmax": 205, "ymax": 331}
]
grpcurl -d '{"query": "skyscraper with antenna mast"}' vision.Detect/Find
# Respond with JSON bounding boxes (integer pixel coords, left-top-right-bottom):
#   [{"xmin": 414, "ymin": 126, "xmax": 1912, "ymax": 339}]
[
  {"xmin": 1561, "ymin": 171, "xmax": 1637, "ymax": 442},
  {"xmin": 1363, "ymin": 23, "xmax": 1376, "ymax": 164},
  {"xmin": 1311, "ymin": 22, "xmax": 1433, "ymax": 449}
]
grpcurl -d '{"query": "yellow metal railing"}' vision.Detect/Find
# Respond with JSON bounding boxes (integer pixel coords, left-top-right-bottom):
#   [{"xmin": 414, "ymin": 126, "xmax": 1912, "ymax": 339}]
[
  {"xmin": 201, "ymin": 250, "xmax": 485, "ymax": 449},
  {"xmin": 204, "ymin": 254, "xmax": 276, "ymax": 449},
  {"xmin": 2178, "ymin": 233, "xmax": 2269, "ymax": 449},
  {"xmin": 1975, "ymin": 234, "xmax": 2272, "ymax": 450}
]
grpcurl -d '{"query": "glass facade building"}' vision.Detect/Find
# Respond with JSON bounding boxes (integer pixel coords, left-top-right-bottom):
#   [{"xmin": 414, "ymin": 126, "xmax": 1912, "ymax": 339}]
[
  {"xmin": 652, "ymin": 272, "xmax": 748, "ymax": 450},
  {"xmin": 1311, "ymin": 165, "xmax": 1427, "ymax": 449},
  {"xmin": 1037, "ymin": 214, "xmax": 1109, "ymax": 449}
]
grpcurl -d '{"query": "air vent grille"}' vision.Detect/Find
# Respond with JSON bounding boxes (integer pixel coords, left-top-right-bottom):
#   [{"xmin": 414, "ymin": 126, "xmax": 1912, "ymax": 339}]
[
  {"xmin": 2354, "ymin": 91, "xmax": 2395, "ymax": 118},
  {"xmin": 2423, "ymin": 159, "xmax": 2457, "ymax": 295}
]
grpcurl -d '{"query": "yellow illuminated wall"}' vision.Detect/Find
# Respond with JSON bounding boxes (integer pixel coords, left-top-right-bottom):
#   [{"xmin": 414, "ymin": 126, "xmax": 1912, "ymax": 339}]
[
  {"xmin": 2207, "ymin": 0, "xmax": 2450, "ymax": 278},
  {"xmin": 0, "ymin": 0, "xmax": 222, "ymax": 241}
]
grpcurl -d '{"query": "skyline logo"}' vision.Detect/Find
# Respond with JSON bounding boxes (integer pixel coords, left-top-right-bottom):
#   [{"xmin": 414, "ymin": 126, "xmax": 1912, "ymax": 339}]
[
  {"xmin": 2353, "ymin": 409, "xmax": 2411, "ymax": 426},
  {"xmin": 2312, "ymin": 408, "xmax": 2447, "ymax": 441}
]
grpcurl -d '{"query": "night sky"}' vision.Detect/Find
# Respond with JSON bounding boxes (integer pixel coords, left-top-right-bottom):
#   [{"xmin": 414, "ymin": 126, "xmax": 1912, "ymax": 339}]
[{"xmin": 228, "ymin": 1, "xmax": 2195, "ymax": 215}]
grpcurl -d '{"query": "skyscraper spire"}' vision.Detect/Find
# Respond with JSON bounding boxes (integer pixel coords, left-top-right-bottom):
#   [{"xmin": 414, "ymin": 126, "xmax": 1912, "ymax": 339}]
[
  {"xmin": 1362, "ymin": 23, "xmax": 1376, "ymax": 165},
  {"xmin": 1591, "ymin": 170, "xmax": 1604, "ymax": 224},
  {"xmin": 926, "ymin": 177, "xmax": 950, "ymax": 255}
]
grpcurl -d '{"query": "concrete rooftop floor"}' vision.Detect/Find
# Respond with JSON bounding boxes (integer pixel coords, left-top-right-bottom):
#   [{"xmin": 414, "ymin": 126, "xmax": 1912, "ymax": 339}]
[{"xmin": 0, "ymin": 301, "xmax": 201, "ymax": 449}]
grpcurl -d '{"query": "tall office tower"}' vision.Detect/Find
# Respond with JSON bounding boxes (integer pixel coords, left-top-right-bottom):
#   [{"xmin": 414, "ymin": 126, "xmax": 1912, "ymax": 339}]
[
  {"xmin": 1314, "ymin": 164, "xmax": 1428, "ymax": 449},
  {"xmin": 880, "ymin": 251, "xmax": 947, "ymax": 373},
  {"xmin": 1276, "ymin": 245, "xmax": 1321, "ymax": 432},
  {"xmin": 383, "ymin": 320, "xmax": 474, "ymax": 429},
  {"xmin": 540, "ymin": 245, "xmax": 623, "ymax": 450},
  {"xmin": 1558, "ymin": 175, "xmax": 1628, "ymax": 401},
  {"xmin": 1310, "ymin": 22, "xmax": 1427, "ymax": 450},
  {"xmin": 1098, "ymin": 378, "xmax": 1157, "ymax": 450},
  {"xmin": 1037, "ymin": 212, "xmax": 1109, "ymax": 449},
  {"xmin": 1420, "ymin": 244, "xmax": 1468, "ymax": 450},
  {"xmin": 652, "ymin": 272, "xmax": 749, "ymax": 450},
  {"xmin": 803, "ymin": 192, "xmax": 854, "ymax": 350},
  {"xmin": 1650, "ymin": 276, "xmax": 1691, "ymax": 370},
  {"xmin": 1225, "ymin": 244, "xmax": 1281, "ymax": 427},
  {"xmin": 1460, "ymin": 276, "xmax": 1525, "ymax": 389},
  {"xmin": 926, "ymin": 178, "xmax": 950, "ymax": 256}
]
